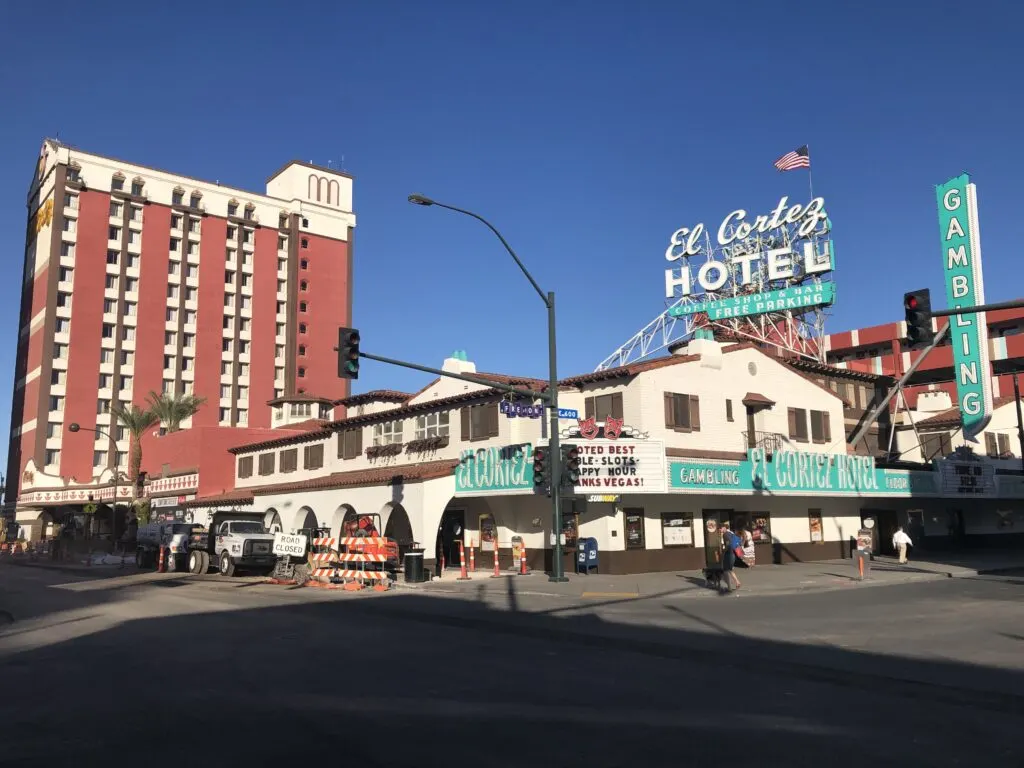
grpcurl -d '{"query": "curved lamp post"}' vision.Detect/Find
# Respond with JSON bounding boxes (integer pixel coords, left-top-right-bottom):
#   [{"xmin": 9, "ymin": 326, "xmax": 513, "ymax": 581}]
[{"xmin": 408, "ymin": 194, "xmax": 568, "ymax": 581}]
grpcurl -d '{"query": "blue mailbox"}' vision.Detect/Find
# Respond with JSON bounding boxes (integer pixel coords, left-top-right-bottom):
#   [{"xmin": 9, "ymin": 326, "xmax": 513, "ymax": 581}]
[{"xmin": 576, "ymin": 537, "xmax": 599, "ymax": 574}]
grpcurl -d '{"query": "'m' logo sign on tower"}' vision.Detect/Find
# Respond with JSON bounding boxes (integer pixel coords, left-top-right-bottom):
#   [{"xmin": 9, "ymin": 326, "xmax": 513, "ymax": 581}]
[{"xmin": 936, "ymin": 173, "xmax": 992, "ymax": 441}]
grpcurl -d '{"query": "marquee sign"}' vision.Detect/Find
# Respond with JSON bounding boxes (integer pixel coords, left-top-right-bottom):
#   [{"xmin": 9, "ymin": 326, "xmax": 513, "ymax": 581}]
[{"xmin": 572, "ymin": 439, "xmax": 666, "ymax": 493}]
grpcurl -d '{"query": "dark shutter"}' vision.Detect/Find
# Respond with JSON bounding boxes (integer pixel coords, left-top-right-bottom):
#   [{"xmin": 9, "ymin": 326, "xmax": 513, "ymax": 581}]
[
  {"xmin": 486, "ymin": 402, "xmax": 500, "ymax": 437},
  {"xmin": 610, "ymin": 392, "xmax": 623, "ymax": 420},
  {"xmin": 999, "ymin": 433, "xmax": 1010, "ymax": 455},
  {"xmin": 822, "ymin": 412, "xmax": 832, "ymax": 442},
  {"xmin": 788, "ymin": 408, "xmax": 798, "ymax": 439},
  {"xmin": 986, "ymin": 433, "xmax": 997, "ymax": 456},
  {"xmin": 688, "ymin": 395, "xmax": 700, "ymax": 431},
  {"xmin": 461, "ymin": 408, "xmax": 470, "ymax": 441},
  {"xmin": 585, "ymin": 397, "xmax": 595, "ymax": 420},
  {"xmin": 726, "ymin": 400, "xmax": 733, "ymax": 422},
  {"xmin": 664, "ymin": 393, "xmax": 674, "ymax": 428}
]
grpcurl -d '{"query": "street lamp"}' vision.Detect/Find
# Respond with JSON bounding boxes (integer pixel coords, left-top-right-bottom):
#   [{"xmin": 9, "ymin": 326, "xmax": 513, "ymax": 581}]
[
  {"xmin": 68, "ymin": 423, "xmax": 124, "ymax": 541},
  {"xmin": 408, "ymin": 194, "xmax": 569, "ymax": 582}
]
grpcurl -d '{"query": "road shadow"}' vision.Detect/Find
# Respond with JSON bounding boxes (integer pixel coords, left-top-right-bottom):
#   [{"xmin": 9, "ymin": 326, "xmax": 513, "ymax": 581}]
[{"xmin": 0, "ymin": 575, "xmax": 1021, "ymax": 767}]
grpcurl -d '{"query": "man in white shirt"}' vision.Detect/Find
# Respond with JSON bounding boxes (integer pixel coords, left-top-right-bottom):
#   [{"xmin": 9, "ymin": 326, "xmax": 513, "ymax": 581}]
[{"xmin": 892, "ymin": 526, "xmax": 913, "ymax": 564}]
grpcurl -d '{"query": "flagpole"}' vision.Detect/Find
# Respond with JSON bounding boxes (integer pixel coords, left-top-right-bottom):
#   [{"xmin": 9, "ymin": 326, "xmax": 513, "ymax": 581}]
[{"xmin": 806, "ymin": 144, "xmax": 814, "ymax": 200}]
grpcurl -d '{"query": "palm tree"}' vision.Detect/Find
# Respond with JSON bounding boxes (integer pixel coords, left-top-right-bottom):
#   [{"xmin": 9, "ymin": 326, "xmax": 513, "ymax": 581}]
[
  {"xmin": 146, "ymin": 391, "xmax": 207, "ymax": 433},
  {"xmin": 111, "ymin": 403, "xmax": 160, "ymax": 494}
]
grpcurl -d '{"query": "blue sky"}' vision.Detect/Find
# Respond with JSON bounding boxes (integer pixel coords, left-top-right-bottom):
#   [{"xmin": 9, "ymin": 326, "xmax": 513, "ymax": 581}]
[{"xmin": 1, "ymin": 1, "xmax": 1021, "ymax": 466}]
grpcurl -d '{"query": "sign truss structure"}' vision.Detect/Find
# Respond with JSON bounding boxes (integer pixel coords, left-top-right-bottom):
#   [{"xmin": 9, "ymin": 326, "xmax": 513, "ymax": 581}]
[{"xmin": 595, "ymin": 201, "xmax": 835, "ymax": 371}]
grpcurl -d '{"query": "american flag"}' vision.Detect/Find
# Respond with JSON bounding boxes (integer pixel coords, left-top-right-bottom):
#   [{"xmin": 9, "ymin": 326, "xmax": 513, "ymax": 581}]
[{"xmin": 773, "ymin": 145, "xmax": 810, "ymax": 172}]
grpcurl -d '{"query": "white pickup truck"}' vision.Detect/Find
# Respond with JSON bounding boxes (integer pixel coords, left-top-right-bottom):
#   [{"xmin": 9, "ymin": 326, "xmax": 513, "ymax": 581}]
[{"xmin": 211, "ymin": 519, "xmax": 276, "ymax": 576}]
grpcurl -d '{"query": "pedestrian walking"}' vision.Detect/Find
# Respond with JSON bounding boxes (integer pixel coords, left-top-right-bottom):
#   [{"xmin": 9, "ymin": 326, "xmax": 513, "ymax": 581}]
[
  {"xmin": 740, "ymin": 528, "xmax": 755, "ymax": 567},
  {"xmin": 892, "ymin": 526, "xmax": 913, "ymax": 565},
  {"xmin": 721, "ymin": 522, "xmax": 743, "ymax": 592}
]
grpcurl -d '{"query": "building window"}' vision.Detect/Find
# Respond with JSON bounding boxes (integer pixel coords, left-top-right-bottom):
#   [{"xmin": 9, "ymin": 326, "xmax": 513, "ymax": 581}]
[
  {"xmin": 57, "ymin": 292, "xmax": 71, "ymax": 308},
  {"xmin": 187, "ymin": 241, "xmax": 198, "ymax": 256},
  {"xmin": 809, "ymin": 410, "xmax": 832, "ymax": 444},
  {"xmin": 415, "ymin": 411, "xmax": 450, "ymax": 439},
  {"xmin": 302, "ymin": 217, "xmax": 309, "ymax": 228},
  {"xmin": 585, "ymin": 393, "xmax": 623, "ymax": 422},
  {"xmin": 222, "ymin": 339, "xmax": 231, "ymax": 353},
  {"xmin": 372, "ymin": 420, "xmax": 403, "ymax": 446},
  {"xmin": 339, "ymin": 428, "xmax": 362, "ymax": 459},
  {"xmin": 121, "ymin": 350, "xmax": 133, "ymax": 365},
  {"xmin": 106, "ymin": 250, "xmax": 118, "ymax": 265},
  {"xmin": 239, "ymin": 363, "xmax": 249, "ymax": 377},
  {"xmin": 184, "ymin": 310, "xmax": 196, "ymax": 325},
  {"xmin": 98, "ymin": 373, "xmax": 111, "ymax": 389},
  {"xmin": 220, "ymin": 384, "xmax": 230, "ymax": 399},
  {"xmin": 227, "ymin": 201, "xmax": 238, "ymax": 218},
  {"xmin": 299, "ymin": 301, "xmax": 307, "ymax": 313},
  {"xmin": 126, "ymin": 278, "xmax": 138, "ymax": 293},
  {"xmin": 170, "ymin": 237, "xmax": 180, "ymax": 252},
  {"xmin": 303, "ymin": 444, "xmax": 324, "ymax": 470},
  {"xmin": 109, "ymin": 202, "xmax": 122, "ymax": 218},
  {"xmin": 105, "ymin": 275, "xmax": 117, "ymax": 290},
  {"xmin": 190, "ymin": 193, "xmax": 202, "ymax": 209},
  {"xmin": 299, "ymin": 323, "xmax": 307, "ymax": 334},
  {"xmin": 109, "ymin": 226, "xmax": 120, "ymax": 241},
  {"xmin": 165, "ymin": 331, "xmax": 176, "ymax": 345},
  {"xmin": 661, "ymin": 513, "xmax": 693, "ymax": 548},
  {"xmin": 300, "ymin": 280, "xmax": 308, "ymax": 291},
  {"xmin": 171, "ymin": 214, "xmax": 182, "ymax": 229},
  {"xmin": 93, "ymin": 450, "xmax": 107, "ymax": 467},
  {"xmin": 47, "ymin": 422, "xmax": 62, "ymax": 439},
  {"xmin": 238, "ymin": 456, "xmax": 253, "ymax": 478},
  {"xmin": 55, "ymin": 318, "xmax": 70, "ymax": 334},
  {"xmin": 280, "ymin": 448, "xmax": 298, "ymax": 473},
  {"xmin": 131, "ymin": 180, "xmax": 144, "ymax": 196},
  {"xmin": 664, "ymin": 393, "xmax": 700, "ymax": 432},
  {"xmin": 50, "ymin": 369, "xmax": 66, "ymax": 385},
  {"xmin": 986, "ymin": 432, "xmax": 1012, "ymax": 458},
  {"xmin": 297, "ymin": 367, "xmax": 305, "ymax": 378},
  {"xmin": 102, "ymin": 323, "xmax": 115, "ymax": 339},
  {"xmin": 166, "ymin": 307, "xmax": 179, "ymax": 322},
  {"xmin": 60, "ymin": 242, "xmax": 75, "ymax": 258},
  {"xmin": 788, "ymin": 408, "xmax": 808, "ymax": 442},
  {"xmin": 298, "ymin": 344, "xmax": 306, "ymax": 356},
  {"xmin": 623, "ymin": 508, "xmax": 646, "ymax": 550},
  {"xmin": 225, "ymin": 270, "xmax": 235, "ymax": 284},
  {"xmin": 111, "ymin": 175, "xmax": 125, "ymax": 191},
  {"xmin": 53, "ymin": 343, "xmax": 67, "ymax": 359},
  {"xmin": 921, "ymin": 431, "xmax": 953, "ymax": 461},
  {"xmin": 300, "ymin": 259, "xmax": 308, "ymax": 269},
  {"xmin": 100, "ymin": 349, "xmax": 113, "ymax": 364},
  {"xmin": 185, "ymin": 287, "xmax": 197, "ymax": 302},
  {"xmin": 49, "ymin": 395, "xmax": 64, "ymax": 412},
  {"xmin": 168, "ymin": 260, "xmax": 180, "ymax": 276},
  {"xmin": 45, "ymin": 449, "xmax": 60, "ymax": 467},
  {"xmin": 461, "ymin": 403, "xmax": 499, "ymax": 442}
]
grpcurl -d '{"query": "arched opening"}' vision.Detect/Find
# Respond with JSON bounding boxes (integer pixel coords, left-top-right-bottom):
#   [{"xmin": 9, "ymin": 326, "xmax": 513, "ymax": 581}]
[
  {"xmin": 434, "ymin": 504, "xmax": 466, "ymax": 573},
  {"xmin": 264, "ymin": 508, "xmax": 283, "ymax": 534},
  {"xmin": 294, "ymin": 506, "xmax": 317, "ymax": 533},
  {"xmin": 383, "ymin": 503, "xmax": 414, "ymax": 557},
  {"xmin": 328, "ymin": 504, "xmax": 355, "ymax": 539}
]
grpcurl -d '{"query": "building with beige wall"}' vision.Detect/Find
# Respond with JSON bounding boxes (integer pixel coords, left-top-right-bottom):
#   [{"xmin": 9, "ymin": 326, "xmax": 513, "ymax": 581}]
[{"xmin": 184, "ymin": 339, "xmax": 1024, "ymax": 576}]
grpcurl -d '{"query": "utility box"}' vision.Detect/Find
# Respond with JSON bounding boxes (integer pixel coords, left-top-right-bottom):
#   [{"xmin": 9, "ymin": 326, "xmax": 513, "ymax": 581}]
[{"xmin": 576, "ymin": 537, "xmax": 599, "ymax": 574}]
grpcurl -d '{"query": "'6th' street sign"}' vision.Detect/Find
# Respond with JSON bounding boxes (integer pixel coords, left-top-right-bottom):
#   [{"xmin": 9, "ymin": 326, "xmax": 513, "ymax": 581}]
[{"xmin": 936, "ymin": 173, "xmax": 993, "ymax": 441}]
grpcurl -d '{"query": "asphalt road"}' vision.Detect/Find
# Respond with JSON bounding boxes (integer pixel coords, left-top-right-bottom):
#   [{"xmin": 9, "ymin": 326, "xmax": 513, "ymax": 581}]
[{"xmin": 1, "ymin": 565, "xmax": 1022, "ymax": 767}]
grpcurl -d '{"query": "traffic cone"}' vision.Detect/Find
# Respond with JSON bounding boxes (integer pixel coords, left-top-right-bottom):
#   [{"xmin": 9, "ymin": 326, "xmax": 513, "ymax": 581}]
[
  {"xmin": 519, "ymin": 546, "xmax": 528, "ymax": 575},
  {"xmin": 491, "ymin": 541, "xmax": 501, "ymax": 579},
  {"xmin": 457, "ymin": 541, "xmax": 470, "ymax": 581},
  {"xmin": 469, "ymin": 540, "xmax": 476, "ymax": 572},
  {"xmin": 157, "ymin": 547, "xmax": 166, "ymax": 573}
]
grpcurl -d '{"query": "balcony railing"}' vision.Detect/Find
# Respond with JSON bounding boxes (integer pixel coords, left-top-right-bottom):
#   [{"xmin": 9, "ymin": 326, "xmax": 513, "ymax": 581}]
[{"xmin": 744, "ymin": 431, "xmax": 787, "ymax": 454}]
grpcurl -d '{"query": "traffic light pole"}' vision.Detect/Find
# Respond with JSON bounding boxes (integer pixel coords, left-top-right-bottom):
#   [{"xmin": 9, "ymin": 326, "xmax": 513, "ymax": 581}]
[
  {"xmin": 357, "ymin": 351, "xmax": 548, "ymax": 401},
  {"xmin": 928, "ymin": 297, "xmax": 1024, "ymax": 318}
]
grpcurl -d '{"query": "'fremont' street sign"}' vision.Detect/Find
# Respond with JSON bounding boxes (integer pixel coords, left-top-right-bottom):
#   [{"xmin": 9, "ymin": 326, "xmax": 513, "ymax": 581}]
[{"xmin": 936, "ymin": 173, "xmax": 993, "ymax": 441}]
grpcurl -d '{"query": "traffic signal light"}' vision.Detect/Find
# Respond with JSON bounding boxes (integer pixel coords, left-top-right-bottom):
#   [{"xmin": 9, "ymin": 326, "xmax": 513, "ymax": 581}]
[
  {"xmin": 904, "ymin": 289, "xmax": 933, "ymax": 348},
  {"xmin": 532, "ymin": 447, "xmax": 547, "ymax": 487},
  {"xmin": 561, "ymin": 443, "xmax": 581, "ymax": 485},
  {"xmin": 336, "ymin": 327, "xmax": 360, "ymax": 379}
]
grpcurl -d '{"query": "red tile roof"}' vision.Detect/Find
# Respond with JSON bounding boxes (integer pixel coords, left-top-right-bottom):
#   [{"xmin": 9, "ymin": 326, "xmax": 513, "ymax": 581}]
[
  {"xmin": 183, "ymin": 459, "xmax": 459, "ymax": 508},
  {"xmin": 334, "ymin": 390, "xmax": 414, "ymax": 407},
  {"xmin": 917, "ymin": 395, "xmax": 1017, "ymax": 429}
]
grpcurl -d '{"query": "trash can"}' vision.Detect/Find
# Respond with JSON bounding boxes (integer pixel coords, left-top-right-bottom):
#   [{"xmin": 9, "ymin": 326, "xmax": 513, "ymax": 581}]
[
  {"xmin": 404, "ymin": 548, "xmax": 426, "ymax": 583},
  {"xmin": 576, "ymin": 537, "xmax": 598, "ymax": 575}
]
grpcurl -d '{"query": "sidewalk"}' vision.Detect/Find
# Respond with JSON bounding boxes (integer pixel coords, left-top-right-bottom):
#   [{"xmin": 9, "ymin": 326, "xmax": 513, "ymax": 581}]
[
  {"xmin": 403, "ymin": 549, "xmax": 1024, "ymax": 600},
  {"xmin": 2, "ymin": 551, "xmax": 137, "ymax": 576}
]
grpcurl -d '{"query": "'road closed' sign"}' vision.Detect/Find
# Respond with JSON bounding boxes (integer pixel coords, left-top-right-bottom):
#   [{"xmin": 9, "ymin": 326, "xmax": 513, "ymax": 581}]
[{"xmin": 273, "ymin": 533, "xmax": 307, "ymax": 557}]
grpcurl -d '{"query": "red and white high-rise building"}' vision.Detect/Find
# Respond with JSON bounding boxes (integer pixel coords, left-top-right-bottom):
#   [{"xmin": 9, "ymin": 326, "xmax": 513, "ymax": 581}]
[{"xmin": 5, "ymin": 139, "xmax": 356, "ymax": 507}]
